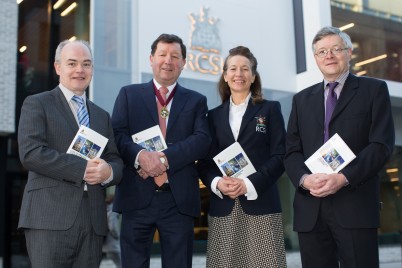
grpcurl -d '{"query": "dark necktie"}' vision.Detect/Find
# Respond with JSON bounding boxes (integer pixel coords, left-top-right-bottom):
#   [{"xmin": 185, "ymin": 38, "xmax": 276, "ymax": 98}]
[
  {"xmin": 72, "ymin": 95, "xmax": 90, "ymax": 127},
  {"xmin": 155, "ymin": 87, "xmax": 169, "ymax": 186},
  {"xmin": 324, "ymin": 82, "xmax": 338, "ymax": 142}
]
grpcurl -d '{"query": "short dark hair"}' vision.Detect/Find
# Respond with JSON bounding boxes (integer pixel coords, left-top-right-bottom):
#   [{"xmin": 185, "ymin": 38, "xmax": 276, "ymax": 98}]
[
  {"xmin": 150, "ymin": 34, "xmax": 187, "ymax": 59},
  {"xmin": 218, "ymin": 46, "xmax": 263, "ymax": 104}
]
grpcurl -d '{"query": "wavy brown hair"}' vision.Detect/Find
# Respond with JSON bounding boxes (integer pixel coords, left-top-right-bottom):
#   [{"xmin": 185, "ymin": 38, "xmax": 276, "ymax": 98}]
[{"xmin": 218, "ymin": 46, "xmax": 263, "ymax": 104}]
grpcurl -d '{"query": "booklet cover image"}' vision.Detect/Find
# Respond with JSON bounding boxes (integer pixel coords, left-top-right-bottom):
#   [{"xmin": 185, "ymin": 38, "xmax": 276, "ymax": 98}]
[
  {"xmin": 319, "ymin": 145, "xmax": 345, "ymax": 171},
  {"xmin": 136, "ymin": 136, "xmax": 165, "ymax": 152},
  {"xmin": 72, "ymin": 135, "xmax": 101, "ymax": 159},
  {"xmin": 219, "ymin": 153, "xmax": 249, "ymax": 177}
]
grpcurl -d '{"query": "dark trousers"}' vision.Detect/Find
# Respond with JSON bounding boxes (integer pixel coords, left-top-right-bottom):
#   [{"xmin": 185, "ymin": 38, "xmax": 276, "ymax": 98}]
[
  {"xmin": 25, "ymin": 194, "xmax": 103, "ymax": 268},
  {"xmin": 298, "ymin": 197, "xmax": 379, "ymax": 268},
  {"xmin": 120, "ymin": 191, "xmax": 194, "ymax": 268}
]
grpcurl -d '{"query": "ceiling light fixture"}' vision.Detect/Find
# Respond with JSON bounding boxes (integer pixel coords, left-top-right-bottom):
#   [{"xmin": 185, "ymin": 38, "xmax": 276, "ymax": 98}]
[
  {"xmin": 53, "ymin": 0, "xmax": 66, "ymax": 10},
  {"xmin": 339, "ymin": 23, "xmax": 355, "ymax": 31},
  {"xmin": 61, "ymin": 2, "xmax": 77, "ymax": 17},
  {"xmin": 355, "ymin": 54, "xmax": 387, "ymax": 67}
]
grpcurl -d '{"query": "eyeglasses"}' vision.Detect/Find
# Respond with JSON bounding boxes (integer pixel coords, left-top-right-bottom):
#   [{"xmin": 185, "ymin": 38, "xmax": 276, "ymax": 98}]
[{"xmin": 315, "ymin": 47, "xmax": 349, "ymax": 58}]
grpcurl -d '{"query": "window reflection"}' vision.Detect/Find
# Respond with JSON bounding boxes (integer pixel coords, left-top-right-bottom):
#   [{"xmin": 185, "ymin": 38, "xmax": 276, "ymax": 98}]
[{"xmin": 332, "ymin": 0, "xmax": 402, "ymax": 82}]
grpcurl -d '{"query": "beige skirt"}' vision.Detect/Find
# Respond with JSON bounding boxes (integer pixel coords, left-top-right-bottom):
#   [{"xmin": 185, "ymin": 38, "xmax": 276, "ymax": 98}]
[{"xmin": 206, "ymin": 199, "xmax": 287, "ymax": 268}]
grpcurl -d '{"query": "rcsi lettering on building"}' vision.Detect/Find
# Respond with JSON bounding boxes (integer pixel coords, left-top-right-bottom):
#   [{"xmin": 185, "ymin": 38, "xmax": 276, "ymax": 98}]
[{"xmin": 186, "ymin": 6, "xmax": 224, "ymax": 75}]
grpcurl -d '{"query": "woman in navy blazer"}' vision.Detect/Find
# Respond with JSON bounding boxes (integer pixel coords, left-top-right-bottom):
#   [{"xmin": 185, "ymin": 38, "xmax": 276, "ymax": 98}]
[{"xmin": 197, "ymin": 46, "xmax": 287, "ymax": 268}]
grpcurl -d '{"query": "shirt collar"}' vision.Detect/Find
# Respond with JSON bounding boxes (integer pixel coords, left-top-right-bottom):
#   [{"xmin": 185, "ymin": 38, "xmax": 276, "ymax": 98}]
[
  {"xmin": 59, "ymin": 83, "xmax": 87, "ymax": 104},
  {"xmin": 230, "ymin": 92, "xmax": 251, "ymax": 107},
  {"xmin": 153, "ymin": 79, "xmax": 177, "ymax": 93},
  {"xmin": 323, "ymin": 71, "xmax": 349, "ymax": 89}
]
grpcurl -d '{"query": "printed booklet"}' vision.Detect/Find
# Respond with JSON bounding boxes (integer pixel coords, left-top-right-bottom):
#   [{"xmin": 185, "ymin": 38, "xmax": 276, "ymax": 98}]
[
  {"xmin": 67, "ymin": 125, "xmax": 108, "ymax": 160},
  {"xmin": 132, "ymin": 125, "xmax": 167, "ymax": 152},
  {"xmin": 304, "ymin": 133, "xmax": 356, "ymax": 174},
  {"xmin": 213, "ymin": 142, "xmax": 256, "ymax": 178}
]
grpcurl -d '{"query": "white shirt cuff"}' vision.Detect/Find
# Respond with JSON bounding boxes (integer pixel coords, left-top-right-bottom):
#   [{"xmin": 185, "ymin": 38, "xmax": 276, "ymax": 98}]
[
  {"xmin": 211, "ymin": 176, "xmax": 223, "ymax": 199},
  {"xmin": 242, "ymin": 177, "xmax": 258, "ymax": 200}
]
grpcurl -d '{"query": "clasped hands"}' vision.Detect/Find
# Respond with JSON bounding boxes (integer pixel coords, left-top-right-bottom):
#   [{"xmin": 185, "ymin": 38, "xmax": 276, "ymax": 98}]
[
  {"xmin": 217, "ymin": 177, "xmax": 247, "ymax": 199},
  {"xmin": 84, "ymin": 158, "xmax": 112, "ymax": 185},
  {"xmin": 302, "ymin": 173, "xmax": 347, "ymax": 197},
  {"xmin": 137, "ymin": 150, "xmax": 168, "ymax": 179}
]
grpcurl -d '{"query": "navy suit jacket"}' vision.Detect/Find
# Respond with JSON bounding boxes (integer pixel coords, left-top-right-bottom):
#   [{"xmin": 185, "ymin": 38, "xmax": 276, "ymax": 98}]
[
  {"xmin": 112, "ymin": 80, "xmax": 211, "ymax": 217},
  {"xmin": 284, "ymin": 74, "xmax": 395, "ymax": 232},
  {"xmin": 197, "ymin": 99, "xmax": 286, "ymax": 216}
]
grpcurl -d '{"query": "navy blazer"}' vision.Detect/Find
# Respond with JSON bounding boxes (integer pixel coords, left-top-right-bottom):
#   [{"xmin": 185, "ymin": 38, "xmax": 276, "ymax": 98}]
[
  {"xmin": 112, "ymin": 80, "xmax": 211, "ymax": 217},
  {"xmin": 284, "ymin": 74, "xmax": 395, "ymax": 232},
  {"xmin": 198, "ymin": 99, "xmax": 286, "ymax": 217}
]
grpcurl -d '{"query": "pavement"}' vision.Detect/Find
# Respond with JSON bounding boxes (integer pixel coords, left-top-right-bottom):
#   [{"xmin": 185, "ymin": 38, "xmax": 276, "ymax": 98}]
[
  {"xmin": 1, "ymin": 244, "xmax": 400, "ymax": 267},
  {"xmin": 99, "ymin": 244, "xmax": 402, "ymax": 268}
]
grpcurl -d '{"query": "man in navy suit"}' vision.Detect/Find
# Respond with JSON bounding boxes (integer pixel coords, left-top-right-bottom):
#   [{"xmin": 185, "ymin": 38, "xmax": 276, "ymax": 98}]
[
  {"xmin": 112, "ymin": 34, "xmax": 211, "ymax": 268},
  {"xmin": 284, "ymin": 26, "xmax": 394, "ymax": 267}
]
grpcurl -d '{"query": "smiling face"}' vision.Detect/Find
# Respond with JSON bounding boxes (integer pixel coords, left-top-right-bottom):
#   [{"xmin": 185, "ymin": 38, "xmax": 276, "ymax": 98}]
[
  {"xmin": 314, "ymin": 35, "xmax": 352, "ymax": 81},
  {"xmin": 150, "ymin": 41, "xmax": 186, "ymax": 87},
  {"xmin": 54, "ymin": 42, "xmax": 93, "ymax": 95},
  {"xmin": 223, "ymin": 55, "xmax": 256, "ymax": 95}
]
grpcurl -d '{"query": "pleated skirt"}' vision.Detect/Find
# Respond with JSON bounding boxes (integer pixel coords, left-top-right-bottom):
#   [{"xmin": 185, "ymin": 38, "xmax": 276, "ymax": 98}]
[{"xmin": 206, "ymin": 199, "xmax": 287, "ymax": 268}]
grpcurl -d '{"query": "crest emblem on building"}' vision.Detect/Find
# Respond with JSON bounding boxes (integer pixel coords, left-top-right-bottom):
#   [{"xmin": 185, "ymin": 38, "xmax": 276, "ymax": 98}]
[{"xmin": 189, "ymin": 6, "xmax": 221, "ymax": 54}]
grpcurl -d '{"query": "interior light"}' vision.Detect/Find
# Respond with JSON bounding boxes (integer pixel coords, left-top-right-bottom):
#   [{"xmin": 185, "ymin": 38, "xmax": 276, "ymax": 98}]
[
  {"xmin": 386, "ymin": 168, "xmax": 399, "ymax": 173},
  {"xmin": 356, "ymin": 70, "xmax": 367, "ymax": 76},
  {"xmin": 53, "ymin": 0, "xmax": 66, "ymax": 10},
  {"xmin": 61, "ymin": 2, "xmax": 77, "ymax": 17},
  {"xmin": 69, "ymin": 36, "xmax": 77, "ymax": 41},
  {"xmin": 390, "ymin": 177, "xmax": 399, "ymax": 182},
  {"xmin": 355, "ymin": 54, "xmax": 387, "ymax": 67},
  {"xmin": 19, "ymin": 46, "xmax": 27, "ymax": 53},
  {"xmin": 339, "ymin": 23, "xmax": 355, "ymax": 31}
]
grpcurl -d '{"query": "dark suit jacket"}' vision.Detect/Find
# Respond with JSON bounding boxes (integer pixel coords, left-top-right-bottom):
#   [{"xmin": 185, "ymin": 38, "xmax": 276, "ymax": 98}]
[
  {"xmin": 111, "ymin": 80, "xmax": 211, "ymax": 217},
  {"xmin": 197, "ymin": 99, "xmax": 286, "ymax": 216},
  {"xmin": 284, "ymin": 74, "xmax": 395, "ymax": 232},
  {"xmin": 18, "ymin": 87, "xmax": 123, "ymax": 236}
]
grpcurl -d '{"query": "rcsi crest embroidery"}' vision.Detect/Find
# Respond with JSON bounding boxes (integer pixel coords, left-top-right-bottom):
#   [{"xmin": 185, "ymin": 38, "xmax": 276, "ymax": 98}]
[{"xmin": 255, "ymin": 115, "xmax": 266, "ymax": 133}]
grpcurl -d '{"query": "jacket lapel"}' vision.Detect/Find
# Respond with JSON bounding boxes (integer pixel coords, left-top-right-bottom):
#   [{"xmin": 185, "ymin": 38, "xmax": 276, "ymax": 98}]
[
  {"xmin": 217, "ymin": 101, "xmax": 236, "ymax": 142},
  {"xmin": 53, "ymin": 87, "xmax": 80, "ymax": 132},
  {"xmin": 309, "ymin": 82, "xmax": 325, "ymax": 131},
  {"xmin": 140, "ymin": 81, "xmax": 159, "ymax": 126},
  {"xmin": 331, "ymin": 74, "xmax": 358, "ymax": 121},
  {"xmin": 166, "ymin": 84, "xmax": 187, "ymax": 133},
  {"xmin": 238, "ymin": 99, "xmax": 262, "ymax": 140}
]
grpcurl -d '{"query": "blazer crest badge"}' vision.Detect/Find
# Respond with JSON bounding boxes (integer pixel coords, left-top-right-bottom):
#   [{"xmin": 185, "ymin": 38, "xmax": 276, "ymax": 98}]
[{"xmin": 255, "ymin": 115, "xmax": 266, "ymax": 133}]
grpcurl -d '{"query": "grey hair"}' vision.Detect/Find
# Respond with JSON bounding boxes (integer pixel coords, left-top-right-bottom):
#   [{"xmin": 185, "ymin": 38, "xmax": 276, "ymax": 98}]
[
  {"xmin": 312, "ymin": 26, "xmax": 353, "ymax": 52},
  {"xmin": 54, "ymin": 40, "xmax": 92, "ymax": 63}
]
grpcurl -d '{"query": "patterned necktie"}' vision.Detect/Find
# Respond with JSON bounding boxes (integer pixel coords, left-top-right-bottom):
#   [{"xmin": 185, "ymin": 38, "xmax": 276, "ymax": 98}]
[
  {"xmin": 154, "ymin": 87, "xmax": 169, "ymax": 186},
  {"xmin": 324, "ymin": 82, "xmax": 338, "ymax": 142},
  {"xmin": 72, "ymin": 95, "xmax": 90, "ymax": 127},
  {"xmin": 157, "ymin": 87, "xmax": 169, "ymax": 137}
]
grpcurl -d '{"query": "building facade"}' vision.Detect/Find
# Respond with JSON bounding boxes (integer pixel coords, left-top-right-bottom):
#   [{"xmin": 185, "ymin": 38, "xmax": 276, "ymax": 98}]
[{"xmin": 1, "ymin": 0, "xmax": 402, "ymax": 265}]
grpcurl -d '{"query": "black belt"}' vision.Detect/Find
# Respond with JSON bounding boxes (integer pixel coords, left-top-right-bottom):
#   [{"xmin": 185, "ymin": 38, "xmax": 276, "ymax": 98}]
[{"xmin": 155, "ymin": 183, "xmax": 170, "ymax": 192}]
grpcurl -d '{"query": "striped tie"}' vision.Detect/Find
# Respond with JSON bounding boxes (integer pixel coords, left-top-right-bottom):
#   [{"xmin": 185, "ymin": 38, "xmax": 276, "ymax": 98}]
[{"xmin": 72, "ymin": 95, "xmax": 90, "ymax": 127}]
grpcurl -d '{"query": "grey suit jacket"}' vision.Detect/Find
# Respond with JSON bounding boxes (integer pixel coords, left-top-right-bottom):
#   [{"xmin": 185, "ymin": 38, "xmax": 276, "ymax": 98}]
[{"xmin": 18, "ymin": 87, "xmax": 123, "ymax": 236}]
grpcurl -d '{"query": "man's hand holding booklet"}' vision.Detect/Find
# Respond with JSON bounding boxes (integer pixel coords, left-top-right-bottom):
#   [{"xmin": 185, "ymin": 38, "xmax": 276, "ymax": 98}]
[{"xmin": 304, "ymin": 133, "xmax": 356, "ymax": 174}]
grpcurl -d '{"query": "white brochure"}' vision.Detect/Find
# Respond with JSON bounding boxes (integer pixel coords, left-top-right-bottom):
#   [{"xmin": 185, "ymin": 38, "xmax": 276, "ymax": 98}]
[
  {"xmin": 132, "ymin": 125, "xmax": 167, "ymax": 152},
  {"xmin": 305, "ymin": 133, "xmax": 356, "ymax": 174},
  {"xmin": 213, "ymin": 142, "xmax": 256, "ymax": 178},
  {"xmin": 67, "ymin": 125, "xmax": 108, "ymax": 160}
]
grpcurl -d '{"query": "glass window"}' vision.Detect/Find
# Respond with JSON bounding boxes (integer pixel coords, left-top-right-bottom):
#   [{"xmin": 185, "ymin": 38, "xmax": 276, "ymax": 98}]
[{"xmin": 332, "ymin": 0, "xmax": 402, "ymax": 82}]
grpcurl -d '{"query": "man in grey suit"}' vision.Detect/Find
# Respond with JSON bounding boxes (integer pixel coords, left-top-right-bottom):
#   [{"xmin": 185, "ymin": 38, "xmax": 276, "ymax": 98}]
[{"xmin": 17, "ymin": 40, "xmax": 123, "ymax": 267}]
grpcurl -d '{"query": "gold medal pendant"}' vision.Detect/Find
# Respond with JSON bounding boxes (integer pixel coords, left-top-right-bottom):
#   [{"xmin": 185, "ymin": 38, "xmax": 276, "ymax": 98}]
[{"xmin": 160, "ymin": 106, "xmax": 169, "ymax": 118}]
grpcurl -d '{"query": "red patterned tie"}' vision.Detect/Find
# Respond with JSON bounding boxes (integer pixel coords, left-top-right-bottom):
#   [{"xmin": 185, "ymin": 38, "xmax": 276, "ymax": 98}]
[{"xmin": 154, "ymin": 87, "xmax": 169, "ymax": 186}]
